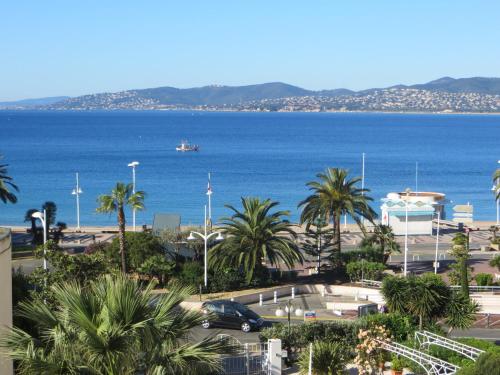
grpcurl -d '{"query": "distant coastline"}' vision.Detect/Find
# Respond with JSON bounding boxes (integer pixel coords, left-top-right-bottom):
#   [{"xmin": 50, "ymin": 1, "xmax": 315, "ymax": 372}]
[{"xmin": 2, "ymin": 108, "xmax": 500, "ymax": 116}]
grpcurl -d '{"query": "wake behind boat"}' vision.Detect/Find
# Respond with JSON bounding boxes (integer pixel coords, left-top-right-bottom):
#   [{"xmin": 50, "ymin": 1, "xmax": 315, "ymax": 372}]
[{"xmin": 176, "ymin": 140, "xmax": 199, "ymax": 152}]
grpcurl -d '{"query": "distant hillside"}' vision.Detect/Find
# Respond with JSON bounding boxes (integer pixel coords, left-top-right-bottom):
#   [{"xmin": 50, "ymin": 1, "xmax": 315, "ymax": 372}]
[
  {"xmin": 0, "ymin": 96, "xmax": 69, "ymax": 108},
  {"xmin": 3, "ymin": 77, "xmax": 500, "ymax": 112},
  {"xmin": 406, "ymin": 77, "xmax": 500, "ymax": 95}
]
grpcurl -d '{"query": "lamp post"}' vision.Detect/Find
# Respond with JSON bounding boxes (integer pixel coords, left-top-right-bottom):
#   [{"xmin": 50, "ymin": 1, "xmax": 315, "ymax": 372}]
[
  {"xmin": 32, "ymin": 210, "xmax": 47, "ymax": 270},
  {"xmin": 187, "ymin": 205, "xmax": 223, "ymax": 288},
  {"xmin": 128, "ymin": 161, "xmax": 139, "ymax": 231},
  {"xmin": 71, "ymin": 172, "xmax": 83, "ymax": 231},
  {"xmin": 403, "ymin": 188, "xmax": 411, "ymax": 277},
  {"xmin": 207, "ymin": 172, "xmax": 213, "ymax": 228},
  {"xmin": 434, "ymin": 208, "xmax": 441, "ymax": 274}
]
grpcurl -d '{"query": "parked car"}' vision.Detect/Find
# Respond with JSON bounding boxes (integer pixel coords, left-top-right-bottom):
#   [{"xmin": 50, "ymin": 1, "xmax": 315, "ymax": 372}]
[{"xmin": 201, "ymin": 300, "xmax": 264, "ymax": 332}]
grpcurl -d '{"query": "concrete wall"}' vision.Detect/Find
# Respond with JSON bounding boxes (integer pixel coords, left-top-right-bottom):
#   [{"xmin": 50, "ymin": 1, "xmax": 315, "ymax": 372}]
[{"xmin": 0, "ymin": 228, "xmax": 13, "ymax": 374}]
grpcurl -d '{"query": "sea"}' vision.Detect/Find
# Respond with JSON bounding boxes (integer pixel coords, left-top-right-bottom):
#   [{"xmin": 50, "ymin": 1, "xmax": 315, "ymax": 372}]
[{"xmin": 1, "ymin": 110, "xmax": 500, "ymax": 227}]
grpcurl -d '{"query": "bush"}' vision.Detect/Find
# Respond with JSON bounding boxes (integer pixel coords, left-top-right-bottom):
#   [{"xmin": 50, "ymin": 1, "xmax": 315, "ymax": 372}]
[
  {"xmin": 259, "ymin": 321, "xmax": 357, "ymax": 363},
  {"xmin": 346, "ymin": 261, "xmax": 385, "ymax": 281},
  {"xmin": 178, "ymin": 261, "xmax": 204, "ymax": 287},
  {"xmin": 208, "ymin": 267, "xmax": 246, "ymax": 293},
  {"xmin": 298, "ymin": 341, "xmax": 350, "ymax": 375},
  {"xmin": 338, "ymin": 248, "xmax": 385, "ymax": 265},
  {"xmin": 475, "ymin": 273, "xmax": 493, "ymax": 286},
  {"xmin": 105, "ymin": 232, "xmax": 165, "ymax": 271},
  {"xmin": 457, "ymin": 352, "xmax": 500, "ymax": 375},
  {"xmin": 137, "ymin": 255, "xmax": 175, "ymax": 286},
  {"xmin": 358, "ymin": 313, "xmax": 417, "ymax": 342}
]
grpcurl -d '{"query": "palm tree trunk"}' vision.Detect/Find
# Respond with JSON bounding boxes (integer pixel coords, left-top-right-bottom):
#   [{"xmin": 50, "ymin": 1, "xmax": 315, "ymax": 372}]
[
  {"xmin": 334, "ymin": 212, "xmax": 341, "ymax": 253},
  {"xmin": 118, "ymin": 206, "xmax": 127, "ymax": 274}
]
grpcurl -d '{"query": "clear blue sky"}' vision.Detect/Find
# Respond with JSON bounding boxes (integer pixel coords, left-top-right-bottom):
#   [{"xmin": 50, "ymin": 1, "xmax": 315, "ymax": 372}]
[{"xmin": 2, "ymin": 0, "xmax": 500, "ymax": 101}]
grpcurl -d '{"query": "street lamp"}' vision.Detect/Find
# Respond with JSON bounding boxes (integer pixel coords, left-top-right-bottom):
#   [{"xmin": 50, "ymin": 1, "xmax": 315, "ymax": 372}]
[
  {"xmin": 403, "ymin": 188, "xmax": 411, "ymax": 277},
  {"xmin": 128, "ymin": 161, "xmax": 140, "ymax": 231},
  {"xmin": 32, "ymin": 210, "xmax": 47, "ymax": 270},
  {"xmin": 71, "ymin": 172, "xmax": 83, "ymax": 231},
  {"xmin": 187, "ymin": 205, "xmax": 224, "ymax": 288},
  {"xmin": 433, "ymin": 204, "xmax": 441, "ymax": 274}
]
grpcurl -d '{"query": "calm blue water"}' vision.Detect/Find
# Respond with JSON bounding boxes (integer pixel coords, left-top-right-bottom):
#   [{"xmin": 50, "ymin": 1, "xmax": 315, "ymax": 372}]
[{"xmin": 1, "ymin": 111, "xmax": 500, "ymax": 227}]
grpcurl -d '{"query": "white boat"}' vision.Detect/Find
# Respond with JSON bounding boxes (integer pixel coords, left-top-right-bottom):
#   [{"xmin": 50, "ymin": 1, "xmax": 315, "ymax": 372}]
[{"xmin": 176, "ymin": 140, "xmax": 199, "ymax": 152}]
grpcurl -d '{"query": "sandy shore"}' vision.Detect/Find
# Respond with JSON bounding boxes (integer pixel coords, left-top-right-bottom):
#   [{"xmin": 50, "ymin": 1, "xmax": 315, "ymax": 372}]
[{"xmin": 5, "ymin": 220, "xmax": 499, "ymax": 234}]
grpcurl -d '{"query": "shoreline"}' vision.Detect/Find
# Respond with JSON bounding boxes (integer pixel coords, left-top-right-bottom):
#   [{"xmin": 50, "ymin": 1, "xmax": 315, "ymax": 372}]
[{"xmin": 2, "ymin": 108, "xmax": 500, "ymax": 116}]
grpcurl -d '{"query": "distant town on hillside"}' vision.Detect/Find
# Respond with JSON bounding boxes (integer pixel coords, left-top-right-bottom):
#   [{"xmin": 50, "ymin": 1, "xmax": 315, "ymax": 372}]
[{"xmin": 2, "ymin": 77, "xmax": 500, "ymax": 113}]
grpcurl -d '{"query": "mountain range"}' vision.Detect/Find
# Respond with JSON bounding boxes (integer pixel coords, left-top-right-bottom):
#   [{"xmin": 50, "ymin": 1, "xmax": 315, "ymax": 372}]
[{"xmin": 1, "ymin": 77, "xmax": 500, "ymax": 111}]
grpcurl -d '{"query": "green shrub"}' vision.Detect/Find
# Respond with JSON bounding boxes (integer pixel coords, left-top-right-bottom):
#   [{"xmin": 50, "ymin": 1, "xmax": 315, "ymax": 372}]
[
  {"xmin": 104, "ymin": 232, "xmax": 165, "ymax": 271},
  {"xmin": 457, "ymin": 352, "xmax": 500, "ymax": 375},
  {"xmin": 339, "ymin": 248, "xmax": 385, "ymax": 264},
  {"xmin": 475, "ymin": 273, "xmax": 493, "ymax": 286},
  {"xmin": 346, "ymin": 261, "xmax": 385, "ymax": 281},
  {"xmin": 137, "ymin": 255, "xmax": 175, "ymax": 286},
  {"xmin": 358, "ymin": 313, "xmax": 417, "ymax": 342},
  {"xmin": 178, "ymin": 261, "xmax": 204, "ymax": 287},
  {"xmin": 391, "ymin": 356, "xmax": 404, "ymax": 371},
  {"xmin": 208, "ymin": 268, "xmax": 246, "ymax": 292},
  {"xmin": 259, "ymin": 321, "xmax": 357, "ymax": 363},
  {"xmin": 298, "ymin": 341, "xmax": 350, "ymax": 375}
]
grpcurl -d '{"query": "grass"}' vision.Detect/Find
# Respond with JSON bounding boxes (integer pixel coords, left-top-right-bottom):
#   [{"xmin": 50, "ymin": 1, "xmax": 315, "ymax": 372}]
[{"xmin": 12, "ymin": 245, "xmax": 35, "ymax": 253}]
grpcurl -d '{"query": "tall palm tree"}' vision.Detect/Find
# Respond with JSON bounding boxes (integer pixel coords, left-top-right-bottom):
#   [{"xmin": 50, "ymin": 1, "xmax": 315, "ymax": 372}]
[
  {"xmin": 0, "ymin": 158, "xmax": 18, "ymax": 204},
  {"xmin": 209, "ymin": 197, "xmax": 303, "ymax": 283},
  {"xmin": 299, "ymin": 168, "xmax": 377, "ymax": 253},
  {"xmin": 97, "ymin": 182, "xmax": 145, "ymax": 273},
  {"xmin": 1, "ymin": 274, "xmax": 230, "ymax": 374}
]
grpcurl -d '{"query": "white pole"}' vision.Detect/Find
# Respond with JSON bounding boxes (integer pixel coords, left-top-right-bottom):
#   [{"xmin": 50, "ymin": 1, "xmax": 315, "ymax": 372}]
[
  {"xmin": 76, "ymin": 173, "xmax": 81, "ymax": 230},
  {"xmin": 361, "ymin": 153, "xmax": 365, "ymax": 226},
  {"xmin": 207, "ymin": 172, "xmax": 212, "ymax": 227},
  {"xmin": 434, "ymin": 210, "xmax": 440, "ymax": 274},
  {"xmin": 132, "ymin": 165, "xmax": 136, "ymax": 232},
  {"xmin": 497, "ymin": 197, "xmax": 499, "ymax": 226},
  {"xmin": 415, "ymin": 162, "xmax": 418, "ymax": 194},
  {"xmin": 204, "ymin": 205, "xmax": 208, "ymax": 288},
  {"xmin": 404, "ymin": 190, "xmax": 409, "ymax": 277},
  {"xmin": 43, "ymin": 209, "xmax": 47, "ymax": 271},
  {"xmin": 308, "ymin": 342, "xmax": 313, "ymax": 375},
  {"xmin": 361, "ymin": 152, "xmax": 365, "ymax": 192},
  {"xmin": 344, "ymin": 214, "xmax": 347, "ymax": 231}
]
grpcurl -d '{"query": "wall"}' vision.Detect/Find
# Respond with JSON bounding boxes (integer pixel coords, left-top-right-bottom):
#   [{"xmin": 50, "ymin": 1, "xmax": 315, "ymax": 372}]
[{"xmin": 0, "ymin": 228, "xmax": 13, "ymax": 374}]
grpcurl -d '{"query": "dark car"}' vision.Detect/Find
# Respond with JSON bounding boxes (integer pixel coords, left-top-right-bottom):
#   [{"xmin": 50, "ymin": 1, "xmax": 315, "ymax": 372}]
[{"xmin": 201, "ymin": 300, "xmax": 264, "ymax": 333}]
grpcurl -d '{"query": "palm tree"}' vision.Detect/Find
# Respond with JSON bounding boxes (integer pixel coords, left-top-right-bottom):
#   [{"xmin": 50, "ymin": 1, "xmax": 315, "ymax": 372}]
[
  {"xmin": 24, "ymin": 208, "xmax": 38, "ymax": 243},
  {"xmin": 96, "ymin": 182, "xmax": 145, "ymax": 273},
  {"xmin": 209, "ymin": 197, "xmax": 303, "ymax": 283},
  {"xmin": 299, "ymin": 168, "xmax": 377, "ymax": 253},
  {"xmin": 493, "ymin": 168, "xmax": 500, "ymax": 199},
  {"xmin": 362, "ymin": 224, "xmax": 400, "ymax": 263},
  {"xmin": 1, "ymin": 274, "xmax": 230, "ymax": 374},
  {"xmin": 0, "ymin": 157, "xmax": 18, "ymax": 204}
]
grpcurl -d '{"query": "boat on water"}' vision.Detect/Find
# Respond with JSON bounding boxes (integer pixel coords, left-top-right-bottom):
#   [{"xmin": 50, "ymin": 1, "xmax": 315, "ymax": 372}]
[{"xmin": 176, "ymin": 140, "xmax": 199, "ymax": 152}]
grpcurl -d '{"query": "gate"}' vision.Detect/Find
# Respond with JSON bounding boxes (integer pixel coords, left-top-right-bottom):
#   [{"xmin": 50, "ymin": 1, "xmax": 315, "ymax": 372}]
[{"xmin": 218, "ymin": 335, "xmax": 269, "ymax": 375}]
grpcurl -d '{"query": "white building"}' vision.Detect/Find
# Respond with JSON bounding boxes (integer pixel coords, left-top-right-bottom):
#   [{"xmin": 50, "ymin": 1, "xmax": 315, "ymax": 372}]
[{"xmin": 381, "ymin": 192, "xmax": 445, "ymax": 235}]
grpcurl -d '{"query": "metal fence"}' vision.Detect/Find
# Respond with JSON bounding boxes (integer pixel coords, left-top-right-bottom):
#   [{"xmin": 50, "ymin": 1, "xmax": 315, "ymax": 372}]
[{"xmin": 218, "ymin": 340, "xmax": 269, "ymax": 375}]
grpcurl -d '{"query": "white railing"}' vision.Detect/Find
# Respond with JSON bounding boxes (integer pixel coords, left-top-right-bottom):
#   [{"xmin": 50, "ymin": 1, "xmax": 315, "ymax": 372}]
[
  {"xmin": 415, "ymin": 331, "xmax": 484, "ymax": 361},
  {"xmin": 377, "ymin": 340, "xmax": 460, "ymax": 375},
  {"xmin": 450, "ymin": 285, "xmax": 500, "ymax": 293},
  {"xmin": 359, "ymin": 279, "xmax": 382, "ymax": 288}
]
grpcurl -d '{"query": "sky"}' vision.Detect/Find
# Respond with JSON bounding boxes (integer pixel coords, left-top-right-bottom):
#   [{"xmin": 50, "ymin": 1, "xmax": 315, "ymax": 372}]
[{"xmin": 1, "ymin": 0, "xmax": 500, "ymax": 101}]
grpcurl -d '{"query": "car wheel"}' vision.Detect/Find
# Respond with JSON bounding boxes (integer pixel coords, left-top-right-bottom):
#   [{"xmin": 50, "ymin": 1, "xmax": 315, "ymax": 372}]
[
  {"xmin": 241, "ymin": 322, "xmax": 251, "ymax": 333},
  {"xmin": 201, "ymin": 320, "xmax": 211, "ymax": 329}
]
